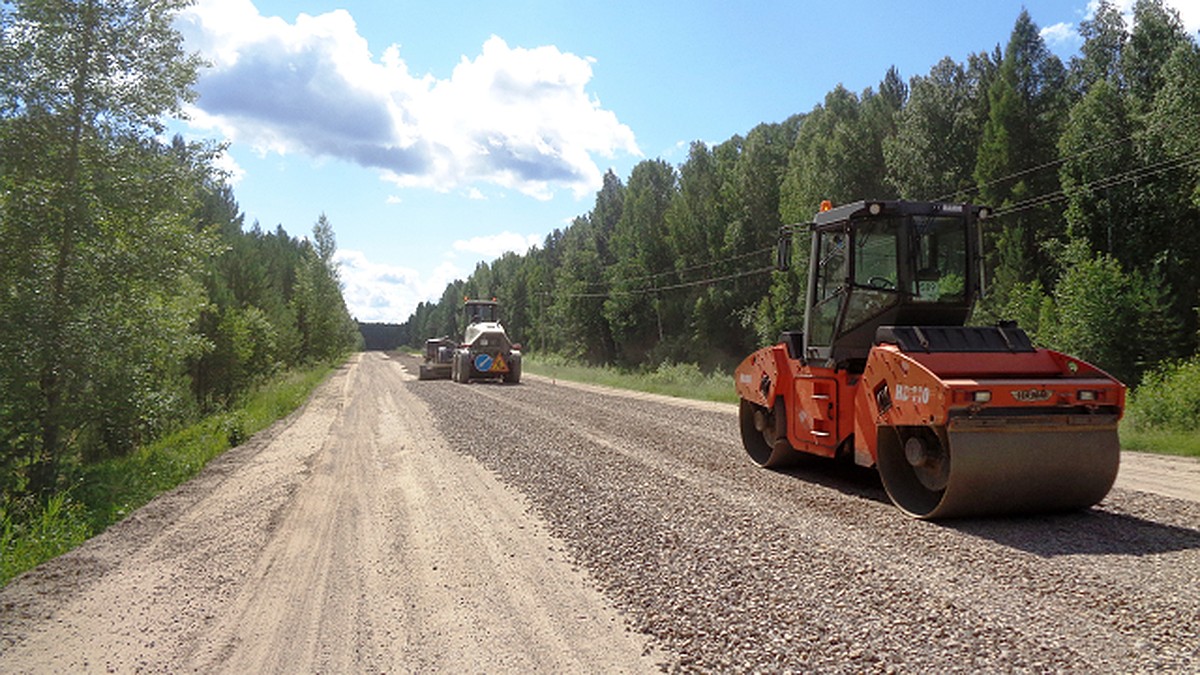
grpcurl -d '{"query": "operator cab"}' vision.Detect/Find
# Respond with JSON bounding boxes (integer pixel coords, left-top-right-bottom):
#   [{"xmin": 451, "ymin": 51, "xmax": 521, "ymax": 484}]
[
  {"xmin": 780, "ymin": 200, "xmax": 990, "ymax": 370},
  {"xmin": 464, "ymin": 299, "xmax": 499, "ymax": 325}
]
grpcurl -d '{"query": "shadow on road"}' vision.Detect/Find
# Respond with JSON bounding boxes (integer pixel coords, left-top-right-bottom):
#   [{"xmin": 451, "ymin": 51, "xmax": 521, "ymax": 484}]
[
  {"xmin": 775, "ymin": 454, "xmax": 1200, "ymax": 558},
  {"xmin": 945, "ymin": 508, "xmax": 1200, "ymax": 558},
  {"xmin": 776, "ymin": 455, "xmax": 892, "ymax": 506}
]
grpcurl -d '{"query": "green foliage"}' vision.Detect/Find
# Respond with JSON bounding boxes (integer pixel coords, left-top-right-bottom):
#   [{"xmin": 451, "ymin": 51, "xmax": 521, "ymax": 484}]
[
  {"xmin": 1125, "ymin": 356, "xmax": 1200, "ymax": 433},
  {"xmin": 0, "ymin": 1, "xmax": 359, "ymax": 501},
  {"xmin": 393, "ymin": 7, "xmax": 1200, "ymax": 444},
  {"xmin": 1121, "ymin": 0, "xmax": 1189, "ymax": 112},
  {"xmin": 1, "ymin": 491, "xmax": 91, "ymax": 586},
  {"xmin": 885, "ymin": 56, "xmax": 991, "ymax": 200},
  {"xmin": 524, "ymin": 354, "xmax": 737, "ymax": 404},
  {"xmin": 1, "ymin": 362, "xmax": 333, "ymax": 586},
  {"xmin": 1037, "ymin": 243, "xmax": 1134, "ymax": 380},
  {"xmin": 0, "ymin": 0, "xmax": 214, "ymax": 493},
  {"xmin": 974, "ymin": 10, "xmax": 1070, "ymax": 313},
  {"xmin": 1026, "ymin": 241, "xmax": 1182, "ymax": 386}
]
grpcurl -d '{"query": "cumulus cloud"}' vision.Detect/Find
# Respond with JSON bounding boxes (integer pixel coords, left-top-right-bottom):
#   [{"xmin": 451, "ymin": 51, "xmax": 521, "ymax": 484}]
[
  {"xmin": 176, "ymin": 0, "xmax": 640, "ymax": 200},
  {"xmin": 336, "ymin": 249, "xmax": 462, "ymax": 322},
  {"xmin": 336, "ymin": 231, "xmax": 542, "ymax": 320},
  {"xmin": 1040, "ymin": 22, "xmax": 1082, "ymax": 51},
  {"xmin": 451, "ymin": 231, "xmax": 542, "ymax": 258}
]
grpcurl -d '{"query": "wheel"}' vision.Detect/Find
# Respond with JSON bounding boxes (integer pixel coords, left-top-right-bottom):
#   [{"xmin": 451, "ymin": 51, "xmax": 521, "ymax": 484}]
[
  {"xmin": 877, "ymin": 422, "xmax": 1120, "ymax": 519},
  {"xmin": 739, "ymin": 399, "xmax": 796, "ymax": 468},
  {"xmin": 867, "ymin": 275, "xmax": 895, "ymax": 289},
  {"xmin": 453, "ymin": 352, "xmax": 470, "ymax": 383},
  {"xmin": 503, "ymin": 355, "xmax": 522, "ymax": 384}
]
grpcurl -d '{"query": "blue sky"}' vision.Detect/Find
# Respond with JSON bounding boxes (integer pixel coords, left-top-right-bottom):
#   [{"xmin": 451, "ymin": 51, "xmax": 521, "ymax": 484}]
[{"xmin": 173, "ymin": 0, "xmax": 1200, "ymax": 323}]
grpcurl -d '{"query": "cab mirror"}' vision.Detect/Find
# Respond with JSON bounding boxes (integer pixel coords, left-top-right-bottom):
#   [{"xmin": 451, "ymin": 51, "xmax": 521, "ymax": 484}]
[{"xmin": 776, "ymin": 228, "xmax": 794, "ymax": 271}]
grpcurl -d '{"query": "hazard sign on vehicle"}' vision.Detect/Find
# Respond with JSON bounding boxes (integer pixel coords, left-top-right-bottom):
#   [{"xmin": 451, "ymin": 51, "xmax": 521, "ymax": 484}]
[{"xmin": 473, "ymin": 353, "xmax": 509, "ymax": 373}]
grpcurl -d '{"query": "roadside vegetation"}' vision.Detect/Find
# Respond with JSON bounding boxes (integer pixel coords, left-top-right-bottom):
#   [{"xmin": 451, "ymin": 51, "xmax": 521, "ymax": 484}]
[
  {"xmin": 1, "ymin": 2, "xmax": 359, "ymax": 585},
  {"xmin": 1121, "ymin": 356, "xmax": 1200, "ymax": 457},
  {"xmin": 524, "ymin": 354, "xmax": 737, "ymax": 404},
  {"xmin": 1, "ymin": 362, "xmax": 335, "ymax": 586},
  {"xmin": 402, "ymin": 2, "xmax": 1200, "ymax": 459},
  {"xmin": 6, "ymin": 0, "xmax": 1200, "ymax": 585}
]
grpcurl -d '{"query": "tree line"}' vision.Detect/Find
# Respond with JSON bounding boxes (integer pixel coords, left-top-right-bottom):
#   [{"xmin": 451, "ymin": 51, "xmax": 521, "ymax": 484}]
[
  {"xmin": 0, "ymin": 0, "xmax": 359, "ymax": 499},
  {"xmin": 402, "ymin": 1, "xmax": 1200, "ymax": 388}
]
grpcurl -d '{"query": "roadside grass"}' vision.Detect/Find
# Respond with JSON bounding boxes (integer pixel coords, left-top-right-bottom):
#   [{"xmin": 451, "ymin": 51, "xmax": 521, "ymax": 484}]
[
  {"xmin": 1119, "ymin": 429, "xmax": 1200, "ymax": 457},
  {"xmin": 1, "ymin": 362, "xmax": 337, "ymax": 587},
  {"xmin": 1121, "ymin": 356, "xmax": 1200, "ymax": 458},
  {"xmin": 524, "ymin": 353, "xmax": 739, "ymax": 404}
]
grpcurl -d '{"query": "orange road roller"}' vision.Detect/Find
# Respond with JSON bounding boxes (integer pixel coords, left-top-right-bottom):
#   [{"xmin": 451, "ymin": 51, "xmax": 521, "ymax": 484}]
[{"xmin": 735, "ymin": 200, "xmax": 1124, "ymax": 518}]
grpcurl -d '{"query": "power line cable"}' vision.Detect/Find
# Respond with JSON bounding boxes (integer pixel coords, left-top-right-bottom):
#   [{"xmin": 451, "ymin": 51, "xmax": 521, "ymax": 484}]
[
  {"xmin": 573, "ymin": 244, "xmax": 775, "ymax": 289},
  {"xmin": 994, "ymin": 151, "xmax": 1200, "ymax": 218},
  {"xmin": 933, "ymin": 133, "xmax": 1140, "ymax": 203},
  {"xmin": 548, "ymin": 265, "xmax": 778, "ymax": 299}
]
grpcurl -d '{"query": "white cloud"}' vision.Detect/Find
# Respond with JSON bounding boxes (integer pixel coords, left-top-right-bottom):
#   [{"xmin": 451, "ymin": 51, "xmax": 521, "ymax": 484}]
[
  {"xmin": 211, "ymin": 148, "xmax": 246, "ymax": 185},
  {"xmin": 451, "ymin": 231, "xmax": 542, "ymax": 258},
  {"xmin": 1040, "ymin": 22, "xmax": 1082, "ymax": 51},
  {"xmin": 335, "ymin": 249, "xmax": 462, "ymax": 322},
  {"xmin": 176, "ymin": 1, "xmax": 640, "ymax": 201},
  {"xmin": 1085, "ymin": 0, "xmax": 1200, "ymax": 38}
]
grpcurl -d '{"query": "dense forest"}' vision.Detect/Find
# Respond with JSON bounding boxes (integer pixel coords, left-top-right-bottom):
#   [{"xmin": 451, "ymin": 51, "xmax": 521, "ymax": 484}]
[
  {"xmin": 402, "ymin": 1, "xmax": 1200, "ymax": 392},
  {"xmin": 0, "ymin": 0, "xmax": 360, "ymax": 499}
]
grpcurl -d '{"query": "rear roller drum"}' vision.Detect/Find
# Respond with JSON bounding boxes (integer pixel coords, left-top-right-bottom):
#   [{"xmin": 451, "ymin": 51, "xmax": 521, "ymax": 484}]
[
  {"xmin": 877, "ymin": 426, "xmax": 950, "ymax": 518},
  {"xmin": 739, "ymin": 399, "xmax": 797, "ymax": 468}
]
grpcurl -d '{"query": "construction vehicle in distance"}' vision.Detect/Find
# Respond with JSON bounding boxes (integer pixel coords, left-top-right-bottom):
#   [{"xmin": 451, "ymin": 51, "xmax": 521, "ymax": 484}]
[
  {"xmin": 453, "ymin": 298, "xmax": 522, "ymax": 384},
  {"xmin": 418, "ymin": 299, "xmax": 522, "ymax": 383},
  {"xmin": 418, "ymin": 337, "xmax": 456, "ymax": 380},
  {"xmin": 735, "ymin": 200, "xmax": 1125, "ymax": 518}
]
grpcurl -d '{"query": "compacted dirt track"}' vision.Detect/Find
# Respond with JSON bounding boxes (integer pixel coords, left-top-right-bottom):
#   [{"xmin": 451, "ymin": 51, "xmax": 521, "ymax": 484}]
[
  {"xmin": 0, "ymin": 353, "xmax": 658, "ymax": 672},
  {"xmin": 3, "ymin": 351, "xmax": 1199, "ymax": 672}
]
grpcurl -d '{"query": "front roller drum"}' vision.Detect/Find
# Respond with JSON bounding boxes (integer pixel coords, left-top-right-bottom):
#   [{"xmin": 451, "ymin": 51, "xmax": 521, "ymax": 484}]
[{"xmin": 876, "ymin": 417, "xmax": 1120, "ymax": 519}]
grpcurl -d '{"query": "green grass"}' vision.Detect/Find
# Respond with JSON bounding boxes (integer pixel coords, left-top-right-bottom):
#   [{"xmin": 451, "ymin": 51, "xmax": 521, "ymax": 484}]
[
  {"xmin": 524, "ymin": 354, "xmax": 739, "ymax": 404},
  {"xmin": 1120, "ymin": 355, "xmax": 1200, "ymax": 458},
  {"xmin": 1119, "ymin": 428, "xmax": 1200, "ymax": 457},
  {"xmin": 1, "ymin": 362, "xmax": 337, "ymax": 587},
  {"xmin": 1, "ymin": 491, "xmax": 92, "ymax": 585}
]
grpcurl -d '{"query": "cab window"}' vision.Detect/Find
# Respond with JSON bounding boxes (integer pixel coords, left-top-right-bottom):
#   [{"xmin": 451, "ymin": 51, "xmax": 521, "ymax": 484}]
[
  {"xmin": 910, "ymin": 216, "xmax": 967, "ymax": 302},
  {"xmin": 809, "ymin": 230, "xmax": 848, "ymax": 346},
  {"xmin": 853, "ymin": 220, "xmax": 898, "ymax": 290}
]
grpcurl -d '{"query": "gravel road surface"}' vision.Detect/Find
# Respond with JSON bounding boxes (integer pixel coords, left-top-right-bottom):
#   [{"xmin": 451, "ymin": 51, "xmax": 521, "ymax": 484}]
[{"xmin": 2, "ymin": 351, "xmax": 1198, "ymax": 673}]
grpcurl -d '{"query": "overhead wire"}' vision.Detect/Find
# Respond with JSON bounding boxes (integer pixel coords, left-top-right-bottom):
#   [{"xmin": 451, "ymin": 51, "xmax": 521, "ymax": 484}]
[
  {"xmin": 993, "ymin": 150, "xmax": 1200, "ymax": 218},
  {"xmin": 536, "ymin": 112, "xmax": 1199, "ymax": 303},
  {"xmin": 937, "ymin": 131, "xmax": 1143, "ymax": 203},
  {"xmin": 550, "ymin": 265, "xmax": 779, "ymax": 299},
  {"xmin": 571, "ymin": 244, "xmax": 776, "ymax": 289}
]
